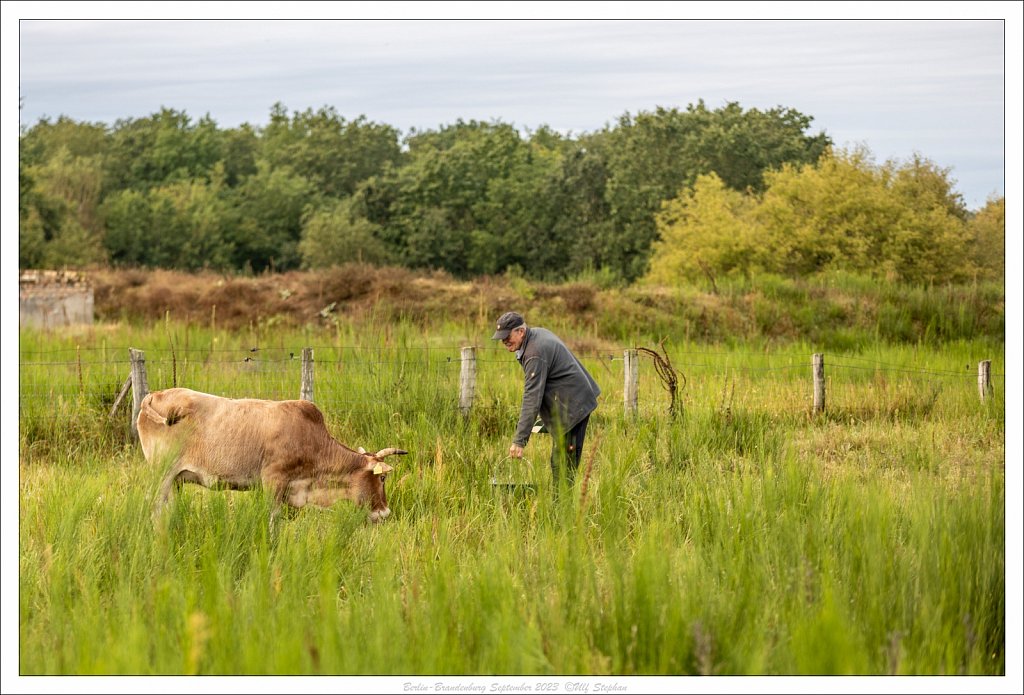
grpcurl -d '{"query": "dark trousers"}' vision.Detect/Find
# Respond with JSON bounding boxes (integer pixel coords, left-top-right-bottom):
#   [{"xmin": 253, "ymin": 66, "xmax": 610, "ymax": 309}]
[{"xmin": 550, "ymin": 415, "xmax": 590, "ymax": 487}]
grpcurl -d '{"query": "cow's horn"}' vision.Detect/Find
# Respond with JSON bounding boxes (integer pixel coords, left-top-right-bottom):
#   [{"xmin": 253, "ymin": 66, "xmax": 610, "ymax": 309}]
[{"xmin": 374, "ymin": 448, "xmax": 408, "ymax": 458}]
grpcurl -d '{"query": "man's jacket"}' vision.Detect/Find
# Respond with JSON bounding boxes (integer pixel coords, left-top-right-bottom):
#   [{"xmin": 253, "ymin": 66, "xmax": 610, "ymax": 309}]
[{"xmin": 513, "ymin": 327, "xmax": 601, "ymax": 446}]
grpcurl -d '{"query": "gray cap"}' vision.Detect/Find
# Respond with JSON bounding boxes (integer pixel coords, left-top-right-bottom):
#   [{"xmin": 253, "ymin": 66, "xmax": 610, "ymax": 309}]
[{"xmin": 491, "ymin": 311, "xmax": 525, "ymax": 340}]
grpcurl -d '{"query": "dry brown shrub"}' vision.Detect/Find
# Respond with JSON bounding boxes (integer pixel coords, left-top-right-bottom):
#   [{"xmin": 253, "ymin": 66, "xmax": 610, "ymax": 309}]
[
  {"xmin": 315, "ymin": 263, "xmax": 384, "ymax": 302},
  {"xmin": 85, "ymin": 266, "xmax": 760, "ymax": 342},
  {"xmin": 558, "ymin": 282, "xmax": 597, "ymax": 313}
]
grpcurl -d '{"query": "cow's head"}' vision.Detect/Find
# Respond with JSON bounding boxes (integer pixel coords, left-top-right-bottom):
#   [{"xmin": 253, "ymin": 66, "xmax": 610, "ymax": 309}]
[{"xmin": 360, "ymin": 447, "xmax": 407, "ymax": 523}]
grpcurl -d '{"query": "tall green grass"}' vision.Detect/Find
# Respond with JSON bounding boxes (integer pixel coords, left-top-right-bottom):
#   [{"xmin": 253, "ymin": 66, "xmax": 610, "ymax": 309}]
[{"xmin": 18, "ymin": 319, "xmax": 1006, "ymax": 675}]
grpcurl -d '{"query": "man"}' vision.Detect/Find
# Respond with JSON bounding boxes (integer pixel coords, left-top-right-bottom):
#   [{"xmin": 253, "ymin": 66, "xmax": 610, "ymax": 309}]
[{"xmin": 492, "ymin": 311, "xmax": 601, "ymax": 488}]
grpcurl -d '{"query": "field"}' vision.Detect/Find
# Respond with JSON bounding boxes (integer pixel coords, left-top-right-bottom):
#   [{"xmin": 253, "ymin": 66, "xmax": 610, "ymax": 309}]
[{"xmin": 15, "ymin": 271, "xmax": 1008, "ymax": 680}]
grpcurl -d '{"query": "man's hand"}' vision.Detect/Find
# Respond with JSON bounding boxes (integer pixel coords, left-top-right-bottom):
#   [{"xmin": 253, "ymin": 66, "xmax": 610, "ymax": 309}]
[{"xmin": 509, "ymin": 443, "xmax": 524, "ymax": 458}]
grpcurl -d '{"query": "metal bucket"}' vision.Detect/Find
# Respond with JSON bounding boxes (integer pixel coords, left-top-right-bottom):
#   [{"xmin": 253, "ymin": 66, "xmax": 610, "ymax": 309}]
[{"xmin": 490, "ymin": 456, "xmax": 538, "ymax": 495}]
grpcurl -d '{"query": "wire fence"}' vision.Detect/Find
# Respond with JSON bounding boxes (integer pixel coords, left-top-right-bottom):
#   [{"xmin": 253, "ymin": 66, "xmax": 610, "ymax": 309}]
[{"xmin": 18, "ymin": 343, "xmax": 1005, "ymax": 432}]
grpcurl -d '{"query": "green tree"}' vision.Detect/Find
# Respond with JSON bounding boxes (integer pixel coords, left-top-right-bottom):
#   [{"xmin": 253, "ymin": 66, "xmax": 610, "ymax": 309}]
[
  {"xmin": 103, "ymin": 172, "xmax": 234, "ymax": 270},
  {"xmin": 19, "ymin": 146, "xmax": 107, "ymax": 268},
  {"xmin": 261, "ymin": 103, "xmax": 402, "ymax": 198},
  {"xmin": 965, "ymin": 196, "xmax": 1004, "ymax": 282},
  {"xmin": 468, "ymin": 130, "xmax": 570, "ymax": 277},
  {"xmin": 19, "ymin": 160, "xmax": 49, "ymax": 267},
  {"xmin": 645, "ymin": 173, "xmax": 760, "ymax": 285},
  {"xmin": 756, "ymin": 146, "xmax": 896, "ymax": 276},
  {"xmin": 378, "ymin": 120, "xmax": 531, "ymax": 276},
  {"xmin": 299, "ymin": 196, "xmax": 393, "ymax": 268},
  {"xmin": 102, "ymin": 188, "xmax": 160, "ymax": 267},
  {"xmin": 648, "ymin": 147, "xmax": 976, "ymax": 285},
  {"xmin": 598, "ymin": 101, "xmax": 831, "ymax": 281},
  {"xmin": 221, "ymin": 123, "xmax": 260, "ymax": 187},
  {"xmin": 226, "ymin": 161, "xmax": 316, "ymax": 272},
  {"xmin": 19, "ymin": 116, "xmax": 108, "ymax": 166},
  {"xmin": 105, "ymin": 108, "xmax": 224, "ymax": 191},
  {"xmin": 546, "ymin": 141, "xmax": 617, "ymax": 279},
  {"xmin": 685, "ymin": 101, "xmax": 831, "ymax": 193},
  {"xmin": 879, "ymin": 154, "xmax": 972, "ymax": 283}
]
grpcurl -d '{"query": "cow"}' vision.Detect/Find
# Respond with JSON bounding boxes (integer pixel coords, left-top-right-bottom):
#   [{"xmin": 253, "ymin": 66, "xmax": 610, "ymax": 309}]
[{"xmin": 136, "ymin": 387, "xmax": 407, "ymax": 523}]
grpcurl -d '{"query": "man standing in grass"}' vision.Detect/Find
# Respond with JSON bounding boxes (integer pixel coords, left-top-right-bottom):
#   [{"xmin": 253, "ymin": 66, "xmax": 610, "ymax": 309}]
[{"xmin": 492, "ymin": 311, "xmax": 601, "ymax": 489}]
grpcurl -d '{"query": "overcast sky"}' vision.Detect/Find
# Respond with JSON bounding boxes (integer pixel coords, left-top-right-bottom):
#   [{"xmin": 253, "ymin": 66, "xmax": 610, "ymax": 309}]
[{"xmin": 7, "ymin": 4, "xmax": 1021, "ymax": 211}]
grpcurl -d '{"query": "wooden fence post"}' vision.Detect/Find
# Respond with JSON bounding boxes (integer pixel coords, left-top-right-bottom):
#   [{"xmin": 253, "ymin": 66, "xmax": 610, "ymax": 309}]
[
  {"xmin": 624, "ymin": 349, "xmax": 639, "ymax": 417},
  {"xmin": 109, "ymin": 375, "xmax": 132, "ymax": 420},
  {"xmin": 76, "ymin": 345, "xmax": 84, "ymax": 396},
  {"xmin": 459, "ymin": 346, "xmax": 476, "ymax": 416},
  {"xmin": 978, "ymin": 360, "xmax": 992, "ymax": 403},
  {"xmin": 129, "ymin": 348, "xmax": 149, "ymax": 437},
  {"xmin": 812, "ymin": 353, "xmax": 825, "ymax": 414},
  {"xmin": 301, "ymin": 347, "xmax": 315, "ymax": 402}
]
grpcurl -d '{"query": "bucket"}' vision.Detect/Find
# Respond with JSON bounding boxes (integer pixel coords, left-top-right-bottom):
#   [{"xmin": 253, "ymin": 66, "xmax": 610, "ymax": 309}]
[{"xmin": 490, "ymin": 456, "xmax": 538, "ymax": 495}]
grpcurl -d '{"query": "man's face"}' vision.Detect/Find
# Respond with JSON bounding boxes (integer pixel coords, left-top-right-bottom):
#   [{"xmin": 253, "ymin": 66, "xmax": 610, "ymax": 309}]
[{"xmin": 501, "ymin": 326, "xmax": 526, "ymax": 352}]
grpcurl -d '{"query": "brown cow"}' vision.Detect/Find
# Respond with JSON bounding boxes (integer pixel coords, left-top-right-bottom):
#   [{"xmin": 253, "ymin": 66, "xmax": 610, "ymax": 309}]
[{"xmin": 137, "ymin": 387, "xmax": 407, "ymax": 523}]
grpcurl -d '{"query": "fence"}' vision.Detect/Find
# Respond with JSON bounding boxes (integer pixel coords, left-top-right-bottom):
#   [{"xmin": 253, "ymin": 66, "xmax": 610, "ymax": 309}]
[{"xmin": 18, "ymin": 345, "xmax": 1002, "ymax": 439}]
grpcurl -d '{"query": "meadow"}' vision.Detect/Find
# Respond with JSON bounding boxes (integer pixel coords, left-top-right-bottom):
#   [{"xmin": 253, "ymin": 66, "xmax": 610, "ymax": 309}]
[{"xmin": 17, "ymin": 276, "xmax": 1007, "ymax": 678}]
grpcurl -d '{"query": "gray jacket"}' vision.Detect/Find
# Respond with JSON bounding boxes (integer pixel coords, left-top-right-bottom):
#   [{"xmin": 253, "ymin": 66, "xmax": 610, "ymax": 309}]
[{"xmin": 513, "ymin": 327, "xmax": 601, "ymax": 446}]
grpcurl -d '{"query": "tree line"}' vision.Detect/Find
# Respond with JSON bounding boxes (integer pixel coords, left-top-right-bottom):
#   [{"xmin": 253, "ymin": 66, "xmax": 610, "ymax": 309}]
[{"xmin": 19, "ymin": 100, "xmax": 1003, "ymax": 285}]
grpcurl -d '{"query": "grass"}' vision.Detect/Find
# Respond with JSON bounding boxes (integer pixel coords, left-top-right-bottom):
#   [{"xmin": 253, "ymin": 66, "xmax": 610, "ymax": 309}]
[{"xmin": 16, "ymin": 314, "xmax": 1007, "ymax": 677}]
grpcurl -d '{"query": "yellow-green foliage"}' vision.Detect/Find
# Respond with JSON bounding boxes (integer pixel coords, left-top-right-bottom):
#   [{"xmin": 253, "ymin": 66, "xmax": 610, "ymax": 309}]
[
  {"xmin": 966, "ymin": 196, "xmax": 1005, "ymax": 282},
  {"xmin": 646, "ymin": 147, "xmax": 998, "ymax": 286},
  {"xmin": 645, "ymin": 173, "xmax": 759, "ymax": 284}
]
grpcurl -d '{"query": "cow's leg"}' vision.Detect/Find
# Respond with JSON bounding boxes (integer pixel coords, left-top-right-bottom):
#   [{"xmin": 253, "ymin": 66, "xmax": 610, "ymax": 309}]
[
  {"xmin": 262, "ymin": 473, "xmax": 296, "ymax": 536},
  {"xmin": 153, "ymin": 466, "xmax": 205, "ymax": 524}
]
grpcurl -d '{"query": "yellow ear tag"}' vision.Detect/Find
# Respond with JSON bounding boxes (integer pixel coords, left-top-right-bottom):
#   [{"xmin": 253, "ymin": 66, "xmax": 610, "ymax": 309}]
[{"xmin": 373, "ymin": 463, "xmax": 384, "ymax": 475}]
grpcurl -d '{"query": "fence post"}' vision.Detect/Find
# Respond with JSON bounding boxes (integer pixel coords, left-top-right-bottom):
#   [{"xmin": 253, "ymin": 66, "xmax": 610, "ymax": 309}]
[
  {"xmin": 624, "ymin": 349, "xmax": 639, "ymax": 417},
  {"xmin": 978, "ymin": 360, "xmax": 992, "ymax": 403},
  {"xmin": 129, "ymin": 348, "xmax": 149, "ymax": 438},
  {"xmin": 812, "ymin": 353, "xmax": 825, "ymax": 414},
  {"xmin": 77, "ymin": 345, "xmax": 84, "ymax": 396},
  {"xmin": 459, "ymin": 346, "xmax": 476, "ymax": 416},
  {"xmin": 301, "ymin": 347, "xmax": 315, "ymax": 402},
  {"xmin": 109, "ymin": 375, "xmax": 133, "ymax": 420}
]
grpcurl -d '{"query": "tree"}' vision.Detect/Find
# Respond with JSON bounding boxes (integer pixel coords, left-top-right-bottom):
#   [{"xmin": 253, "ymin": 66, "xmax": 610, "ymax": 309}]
[
  {"xmin": 299, "ymin": 196, "xmax": 393, "ymax": 267},
  {"xmin": 102, "ymin": 188, "xmax": 160, "ymax": 267},
  {"xmin": 105, "ymin": 108, "xmax": 225, "ymax": 191},
  {"xmin": 377, "ymin": 120, "xmax": 532, "ymax": 276},
  {"xmin": 683, "ymin": 101, "xmax": 831, "ymax": 193},
  {"xmin": 756, "ymin": 146, "xmax": 896, "ymax": 276},
  {"xmin": 261, "ymin": 103, "xmax": 402, "ymax": 199},
  {"xmin": 539, "ymin": 135, "xmax": 617, "ymax": 279},
  {"xmin": 879, "ymin": 153, "xmax": 972, "ymax": 283},
  {"xmin": 19, "ymin": 116, "xmax": 108, "ymax": 166},
  {"xmin": 19, "ymin": 146, "xmax": 107, "ymax": 268},
  {"xmin": 647, "ymin": 146, "xmax": 977, "ymax": 285},
  {"xmin": 226, "ymin": 161, "xmax": 316, "ymax": 272},
  {"xmin": 103, "ymin": 172, "xmax": 234, "ymax": 270},
  {"xmin": 645, "ymin": 173, "xmax": 759, "ymax": 285},
  {"xmin": 220, "ymin": 123, "xmax": 260, "ymax": 187},
  {"xmin": 468, "ymin": 130, "xmax": 569, "ymax": 277},
  {"xmin": 597, "ymin": 101, "xmax": 831, "ymax": 281},
  {"xmin": 965, "ymin": 196, "xmax": 1004, "ymax": 282}
]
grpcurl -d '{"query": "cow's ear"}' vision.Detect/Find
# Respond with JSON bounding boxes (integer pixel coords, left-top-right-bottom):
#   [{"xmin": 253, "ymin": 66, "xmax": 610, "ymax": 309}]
[{"xmin": 367, "ymin": 461, "xmax": 394, "ymax": 476}]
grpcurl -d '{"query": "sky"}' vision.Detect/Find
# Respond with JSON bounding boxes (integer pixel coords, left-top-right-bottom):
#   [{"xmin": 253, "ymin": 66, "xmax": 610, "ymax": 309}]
[
  {"xmin": 3, "ymin": 3, "xmax": 1023, "ymax": 694},
  {"xmin": 7, "ymin": 3, "xmax": 1021, "ymax": 211}
]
